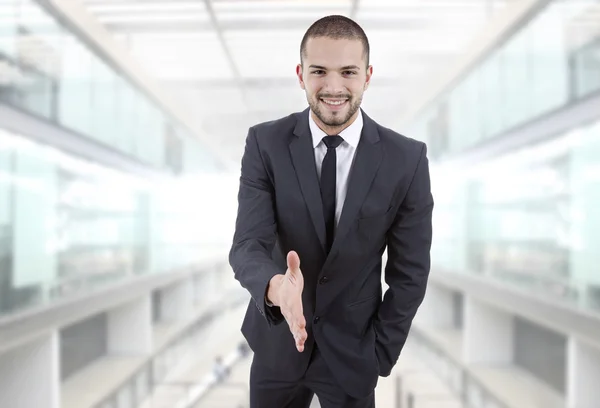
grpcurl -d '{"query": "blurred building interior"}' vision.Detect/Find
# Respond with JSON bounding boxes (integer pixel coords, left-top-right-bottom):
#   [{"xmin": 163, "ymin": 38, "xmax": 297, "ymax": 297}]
[{"xmin": 1, "ymin": 0, "xmax": 600, "ymax": 407}]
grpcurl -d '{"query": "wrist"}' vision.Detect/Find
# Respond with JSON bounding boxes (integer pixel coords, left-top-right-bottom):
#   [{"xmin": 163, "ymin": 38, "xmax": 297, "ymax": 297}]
[{"xmin": 267, "ymin": 274, "xmax": 284, "ymax": 306}]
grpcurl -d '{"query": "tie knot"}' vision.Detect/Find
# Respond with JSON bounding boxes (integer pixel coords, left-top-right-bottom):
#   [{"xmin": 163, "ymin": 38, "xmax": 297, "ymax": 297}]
[{"xmin": 322, "ymin": 135, "xmax": 343, "ymax": 149}]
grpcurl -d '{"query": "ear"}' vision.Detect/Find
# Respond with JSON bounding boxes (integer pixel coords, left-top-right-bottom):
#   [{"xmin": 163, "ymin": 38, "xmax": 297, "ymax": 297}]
[
  {"xmin": 296, "ymin": 64, "xmax": 306, "ymax": 90},
  {"xmin": 364, "ymin": 65, "xmax": 373, "ymax": 91}
]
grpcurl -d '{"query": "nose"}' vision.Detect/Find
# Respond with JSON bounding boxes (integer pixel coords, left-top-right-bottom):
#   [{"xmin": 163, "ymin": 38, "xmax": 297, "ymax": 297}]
[{"xmin": 322, "ymin": 73, "xmax": 346, "ymax": 95}]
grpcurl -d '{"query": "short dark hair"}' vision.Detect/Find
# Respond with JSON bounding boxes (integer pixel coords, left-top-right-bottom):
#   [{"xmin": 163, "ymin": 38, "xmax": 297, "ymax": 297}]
[{"xmin": 300, "ymin": 15, "xmax": 370, "ymax": 67}]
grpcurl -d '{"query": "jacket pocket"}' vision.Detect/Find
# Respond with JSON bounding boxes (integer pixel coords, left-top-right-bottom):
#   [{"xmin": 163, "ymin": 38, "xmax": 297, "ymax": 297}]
[
  {"xmin": 348, "ymin": 294, "xmax": 379, "ymax": 308},
  {"xmin": 346, "ymin": 294, "xmax": 380, "ymax": 336}
]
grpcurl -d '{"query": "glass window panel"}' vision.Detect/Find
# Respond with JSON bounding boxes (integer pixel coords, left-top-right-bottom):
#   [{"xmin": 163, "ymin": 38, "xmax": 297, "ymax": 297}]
[
  {"xmin": 412, "ymin": 0, "xmax": 600, "ymax": 157},
  {"xmin": 529, "ymin": 1, "xmax": 570, "ymax": 117},
  {"xmin": 500, "ymin": 23, "xmax": 532, "ymax": 130},
  {"xmin": 0, "ymin": 129, "xmax": 14, "ymax": 314},
  {"xmin": 0, "ymin": 126, "xmax": 159, "ymax": 316},
  {"xmin": 16, "ymin": 0, "xmax": 62, "ymax": 79},
  {"xmin": 0, "ymin": 0, "xmax": 18, "ymax": 58},
  {"xmin": 136, "ymin": 97, "xmax": 154, "ymax": 164},
  {"xmin": 0, "ymin": 56, "xmax": 22, "ymax": 106},
  {"xmin": 448, "ymin": 80, "xmax": 467, "ymax": 153},
  {"xmin": 90, "ymin": 56, "xmax": 118, "ymax": 146},
  {"xmin": 463, "ymin": 67, "xmax": 482, "ymax": 146},
  {"xmin": 572, "ymin": 38, "xmax": 600, "ymax": 98},
  {"xmin": 17, "ymin": 67, "xmax": 53, "ymax": 118},
  {"xmin": 115, "ymin": 78, "xmax": 138, "ymax": 155},
  {"xmin": 568, "ymin": 120, "xmax": 600, "ymax": 310},
  {"xmin": 58, "ymin": 33, "xmax": 92, "ymax": 135},
  {"xmin": 11, "ymin": 134, "xmax": 57, "ymax": 307},
  {"xmin": 479, "ymin": 51, "xmax": 504, "ymax": 139},
  {"xmin": 433, "ymin": 117, "xmax": 600, "ymax": 313},
  {"xmin": 148, "ymin": 108, "xmax": 166, "ymax": 167}
]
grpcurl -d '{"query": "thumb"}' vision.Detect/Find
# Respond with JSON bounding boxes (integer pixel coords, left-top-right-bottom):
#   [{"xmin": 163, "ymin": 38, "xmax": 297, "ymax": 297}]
[{"xmin": 287, "ymin": 251, "xmax": 301, "ymax": 276}]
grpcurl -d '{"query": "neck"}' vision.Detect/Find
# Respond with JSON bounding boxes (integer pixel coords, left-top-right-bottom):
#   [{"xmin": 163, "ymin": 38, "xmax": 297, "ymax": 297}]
[{"xmin": 312, "ymin": 109, "xmax": 360, "ymax": 136}]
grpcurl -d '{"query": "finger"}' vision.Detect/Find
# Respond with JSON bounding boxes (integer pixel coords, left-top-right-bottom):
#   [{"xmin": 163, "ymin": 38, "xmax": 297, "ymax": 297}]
[
  {"xmin": 289, "ymin": 309, "xmax": 304, "ymax": 333},
  {"xmin": 296, "ymin": 331, "xmax": 306, "ymax": 352},
  {"xmin": 296, "ymin": 321, "xmax": 308, "ymax": 350},
  {"xmin": 293, "ymin": 326, "xmax": 307, "ymax": 351},
  {"xmin": 296, "ymin": 312, "xmax": 306, "ymax": 330},
  {"xmin": 286, "ymin": 251, "xmax": 301, "ymax": 277},
  {"xmin": 289, "ymin": 300, "xmax": 305, "ymax": 330},
  {"xmin": 297, "ymin": 328, "xmax": 307, "ymax": 343},
  {"xmin": 291, "ymin": 306, "xmax": 306, "ymax": 352}
]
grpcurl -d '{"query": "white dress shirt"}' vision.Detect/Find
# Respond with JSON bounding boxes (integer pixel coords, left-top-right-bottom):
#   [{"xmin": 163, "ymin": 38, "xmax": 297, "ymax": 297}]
[{"xmin": 309, "ymin": 109, "xmax": 363, "ymax": 229}]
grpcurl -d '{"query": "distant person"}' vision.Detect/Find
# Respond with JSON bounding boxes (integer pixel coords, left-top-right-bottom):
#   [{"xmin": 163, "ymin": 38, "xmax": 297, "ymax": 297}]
[
  {"xmin": 237, "ymin": 341, "xmax": 250, "ymax": 358},
  {"xmin": 212, "ymin": 356, "xmax": 229, "ymax": 383},
  {"xmin": 229, "ymin": 15, "xmax": 433, "ymax": 408}
]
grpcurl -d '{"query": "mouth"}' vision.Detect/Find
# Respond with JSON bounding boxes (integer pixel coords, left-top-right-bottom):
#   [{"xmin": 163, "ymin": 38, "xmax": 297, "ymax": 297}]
[{"xmin": 319, "ymin": 97, "xmax": 349, "ymax": 110}]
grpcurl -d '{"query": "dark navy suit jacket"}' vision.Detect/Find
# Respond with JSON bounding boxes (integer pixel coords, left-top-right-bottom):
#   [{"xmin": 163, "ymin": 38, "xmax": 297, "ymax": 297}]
[{"xmin": 229, "ymin": 107, "xmax": 433, "ymax": 399}]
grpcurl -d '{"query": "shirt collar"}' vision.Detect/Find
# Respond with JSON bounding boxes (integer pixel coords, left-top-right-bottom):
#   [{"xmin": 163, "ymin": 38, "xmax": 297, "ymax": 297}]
[{"xmin": 309, "ymin": 108, "xmax": 363, "ymax": 149}]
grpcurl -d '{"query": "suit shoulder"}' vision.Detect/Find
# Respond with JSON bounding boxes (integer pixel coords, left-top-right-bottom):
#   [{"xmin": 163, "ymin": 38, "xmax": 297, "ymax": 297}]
[
  {"xmin": 376, "ymin": 123, "xmax": 426, "ymax": 155},
  {"xmin": 249, "ymin": 112, "xmax": 298, "ymax": 142}
]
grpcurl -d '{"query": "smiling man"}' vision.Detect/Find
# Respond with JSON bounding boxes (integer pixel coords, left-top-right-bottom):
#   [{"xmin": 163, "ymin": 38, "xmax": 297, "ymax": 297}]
[{"xmin": 229, "ymin": 15, "xmax": 434, "ymax": 408}]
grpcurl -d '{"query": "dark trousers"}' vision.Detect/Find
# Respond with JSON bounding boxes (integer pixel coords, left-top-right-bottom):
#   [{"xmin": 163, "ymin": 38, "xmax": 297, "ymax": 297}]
[{"xmin": 249, "ymin": 346, "xmax": 375, "ymax": 408}]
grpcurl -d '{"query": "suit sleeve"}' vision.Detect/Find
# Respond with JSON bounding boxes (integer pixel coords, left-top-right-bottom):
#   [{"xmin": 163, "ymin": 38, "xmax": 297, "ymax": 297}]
[
  {"xmin": 229, "ymin": 127, "xmax": 285, "ymax": 327},
  {"xmin": 374, "ymin": 142, "xmax": 434, "ymax": 376}
]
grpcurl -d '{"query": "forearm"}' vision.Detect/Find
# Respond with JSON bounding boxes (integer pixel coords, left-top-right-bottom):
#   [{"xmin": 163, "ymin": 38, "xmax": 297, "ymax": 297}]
[
  {"xmin": 230, "ymin": 238, "xmax": 286, "ymax": 325},
  {"xmin": 229, "ymin": 238, "xmax": 281, "ymax": 305},
  {"xmin": 374, "ymin": 253, "xmax": 429, "ymax": 374},
  {"xmin": 374, "ymin": 143, "xmax": 433, "ymax": 376},
  {"xmin": 229, "ymin": 127, "xmax": 285, "ymax": 325}
]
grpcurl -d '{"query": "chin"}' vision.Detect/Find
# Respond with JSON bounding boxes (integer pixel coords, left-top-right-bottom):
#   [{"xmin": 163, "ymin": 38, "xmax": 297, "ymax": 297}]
[{"xmin": 324, "ymin": 112, "xmax": 352, "ymax": 126}]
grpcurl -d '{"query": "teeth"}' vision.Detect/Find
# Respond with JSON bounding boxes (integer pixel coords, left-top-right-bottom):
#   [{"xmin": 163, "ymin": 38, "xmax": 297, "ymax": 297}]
[{"xmin": 322, "ymin": 99, "xmax": 346, "ymax": 106}]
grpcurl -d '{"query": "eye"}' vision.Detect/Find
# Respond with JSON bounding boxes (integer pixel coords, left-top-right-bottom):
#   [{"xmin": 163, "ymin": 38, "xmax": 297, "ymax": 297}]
[
  {"xmin": 311, "ymin": 70, "xmax": 325, "ymax": 75},
  {"xmin": 343, "ymin": 71, "xmax": 357, "ymax": 76}
]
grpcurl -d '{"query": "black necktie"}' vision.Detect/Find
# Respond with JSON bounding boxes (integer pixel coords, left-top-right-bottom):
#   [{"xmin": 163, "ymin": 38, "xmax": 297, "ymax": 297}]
[{"xmin": 320, "ymin": 135, "xmax": 344, "ymax": 253}]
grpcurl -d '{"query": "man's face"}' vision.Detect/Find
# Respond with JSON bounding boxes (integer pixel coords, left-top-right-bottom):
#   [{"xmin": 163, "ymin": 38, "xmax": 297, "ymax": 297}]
[{"xmin": 296, "ymin": 36, "xmax": 372, "ymax": 131}]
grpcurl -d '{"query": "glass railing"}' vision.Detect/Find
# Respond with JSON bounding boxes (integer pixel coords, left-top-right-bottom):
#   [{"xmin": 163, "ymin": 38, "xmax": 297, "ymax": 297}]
[
  {"xmin": 430, "ymin": 117, "xmax": 600, "ymax": 314},
  {"xmin": 93, "ymin": 310, "xmax": 219, "ymax": 408},
  {"xmin": 94, "ymin": 291, "xmax": 250, "ymax": 408},
  {"xmin": 0, "ymin": 0, "xmax": 220, "ymax": 173},
  {"xmin": 409, "ymin": 330, "xmax": 509, "ymax": 408},
  {"xmin": 571, "ymin": 32, "xmax": 600, "ymax": 100},
  {"xmin": 408, "ymin": 0, "xmax": 600, "ymax": 160},
  {"xmin": 0, "ymin": 126, "xmax": 236, "ymax": 319}
]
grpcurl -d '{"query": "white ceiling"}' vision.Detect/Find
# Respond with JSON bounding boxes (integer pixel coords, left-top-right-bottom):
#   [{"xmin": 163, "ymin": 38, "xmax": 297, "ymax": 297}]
[{"xmin": 80, "ymin": 0, "xmax": 512, "ymax": 163}]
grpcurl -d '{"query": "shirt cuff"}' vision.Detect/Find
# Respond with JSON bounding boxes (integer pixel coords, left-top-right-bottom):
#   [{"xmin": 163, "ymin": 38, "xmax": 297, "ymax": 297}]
[{"xmin": 265, "ymin": 295, "xmax": 274, "ymax": 307}]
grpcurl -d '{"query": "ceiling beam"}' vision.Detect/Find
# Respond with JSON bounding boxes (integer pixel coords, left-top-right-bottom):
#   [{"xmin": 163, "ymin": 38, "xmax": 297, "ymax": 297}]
[
  {"xmin": 104, "ymin": 18, "xmax": 429, "ymax": 33},
  {"xmin": 201, "ymin": 0, "xmax": 246, "ymax": 100}
]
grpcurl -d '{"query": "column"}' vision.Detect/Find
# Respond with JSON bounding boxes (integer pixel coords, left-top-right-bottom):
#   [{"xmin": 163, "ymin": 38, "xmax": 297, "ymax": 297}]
[
  {"xmin": 569, "ymin": 125, "xmax": 600, "ymax": 309},
  {"xmin": 12, "ymin": 151, "xmax": 57, "ymax": 294},
  {"xmin": 567, "ymin": 337, "xmax": 600, "ymax": 408},
  {"xmin": 0, "ymin": 332, "xmax": 59, "ymax": 408},
  {"xmin": 108, "ymin": 295, "xmax": 152, "ymax": 354},
  {"xmin": 414, "ymin": 284, "xmax": 455, "ymax": 329},
  {"xmin": 160, "ymin": 277, "xmax": 193, "ymax": 321},
  {"xmin": 202, "ymin": 263, "xmax": 220, "ymax": 304},
  {"xmin": 463, "ymin": 296, "xmax": 514, "ymax": 364}
]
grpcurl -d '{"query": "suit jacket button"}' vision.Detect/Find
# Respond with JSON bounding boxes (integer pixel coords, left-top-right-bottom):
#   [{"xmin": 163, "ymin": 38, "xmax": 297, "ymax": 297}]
[
  {"xmin": 319, "ymin": 276, "xmax": 329, "ymax": 284},
  {"xmin": 313, "ymin": 316, "xmax": 320, "ymax": 324}
]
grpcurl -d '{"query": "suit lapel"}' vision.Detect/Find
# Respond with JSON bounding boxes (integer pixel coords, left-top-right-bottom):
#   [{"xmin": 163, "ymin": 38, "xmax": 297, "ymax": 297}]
[
  {"xmin": 289, "ymin": 109, "xmax": 327, "ymax": 252},
  {"xmin": 324, "ymin": 111, "xmax": 382, "ymax": 267}
]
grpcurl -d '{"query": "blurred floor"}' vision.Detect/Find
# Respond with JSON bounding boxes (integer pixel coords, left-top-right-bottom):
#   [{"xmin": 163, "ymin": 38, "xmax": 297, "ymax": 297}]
[
  {"xmin": 139, "ymin": 303, "xmax": 249, "ymax": 408},
  {"xmin": 142, "ymin": 300, "xmax": 464, "ymax": 408}
]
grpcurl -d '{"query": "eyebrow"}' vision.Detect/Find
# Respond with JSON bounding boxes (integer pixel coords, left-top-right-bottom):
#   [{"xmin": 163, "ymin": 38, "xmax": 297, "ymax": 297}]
[{"xmin": 308, "ymin": 65, "xmax": 361, "ymax": 71}]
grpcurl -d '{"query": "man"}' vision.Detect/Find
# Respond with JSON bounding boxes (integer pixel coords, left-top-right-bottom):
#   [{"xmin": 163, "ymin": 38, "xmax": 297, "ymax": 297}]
[{"xmin": 229, "ymin": 15, "xmax": 433, "ymax": 408}]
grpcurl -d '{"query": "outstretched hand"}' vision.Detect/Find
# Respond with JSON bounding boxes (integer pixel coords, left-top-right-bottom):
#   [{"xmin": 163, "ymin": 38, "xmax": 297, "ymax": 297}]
[{"xmin": 267, "ymin": 251, "xmax": 307, "ymax": 352}]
